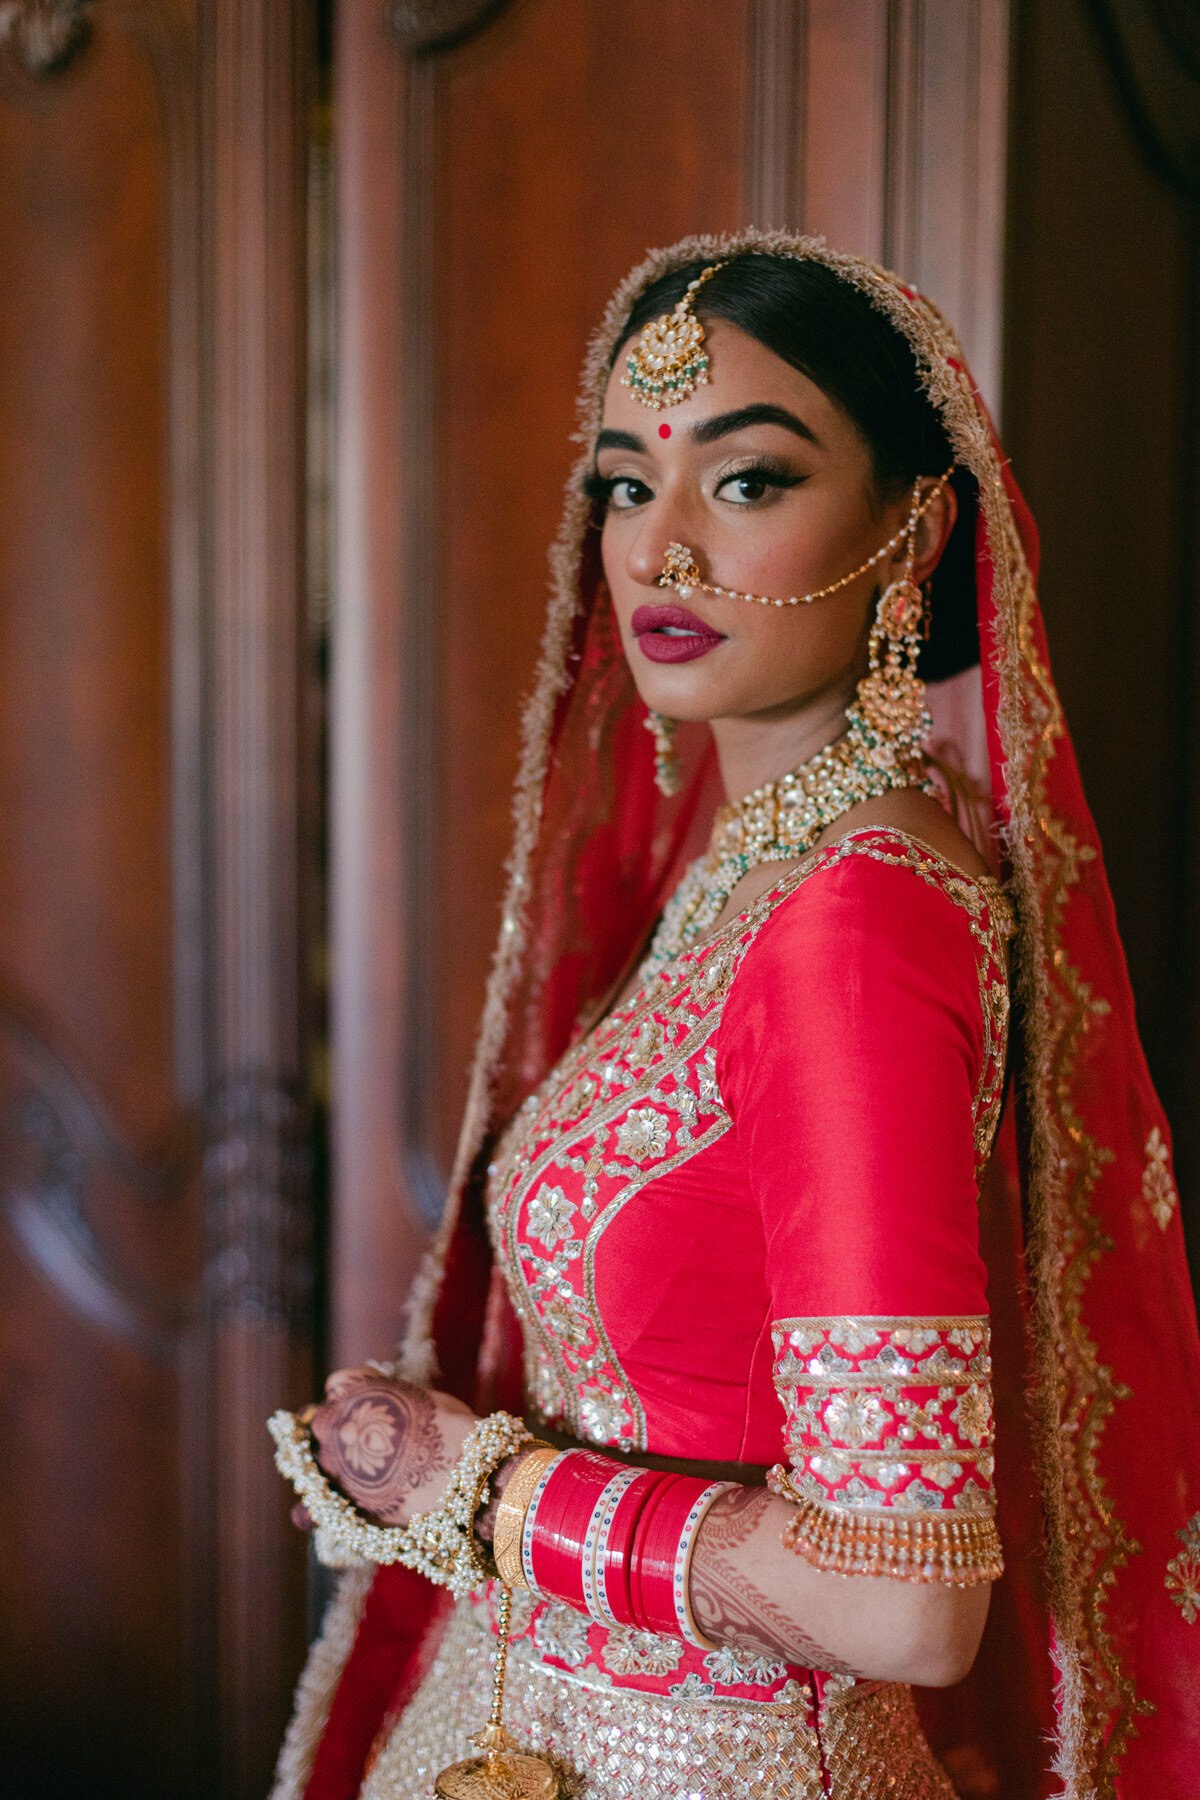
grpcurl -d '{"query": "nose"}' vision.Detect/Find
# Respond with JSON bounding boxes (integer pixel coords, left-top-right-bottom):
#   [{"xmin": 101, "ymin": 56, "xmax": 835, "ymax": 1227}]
[{"xmin": 624, "ymin": 509, "xmax": 705, "ymax": 591}]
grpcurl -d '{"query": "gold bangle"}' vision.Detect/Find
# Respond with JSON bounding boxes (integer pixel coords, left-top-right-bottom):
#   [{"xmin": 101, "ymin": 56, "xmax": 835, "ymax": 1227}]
[{"xmin": 492, "ymin": 1445, "xmax": 559, "ymax": 1590}]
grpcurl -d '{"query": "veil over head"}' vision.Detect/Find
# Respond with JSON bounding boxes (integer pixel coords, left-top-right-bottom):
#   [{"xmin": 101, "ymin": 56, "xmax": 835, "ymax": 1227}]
[{"xmin": 279, "ymin": 232, "xmax": 1200, "ymax": 1800}]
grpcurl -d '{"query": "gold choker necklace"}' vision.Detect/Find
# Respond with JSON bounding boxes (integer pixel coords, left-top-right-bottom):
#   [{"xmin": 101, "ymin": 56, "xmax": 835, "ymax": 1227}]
[{"xmin": 642, "ymin": 728, "xmax": 931, "ymax": 972}]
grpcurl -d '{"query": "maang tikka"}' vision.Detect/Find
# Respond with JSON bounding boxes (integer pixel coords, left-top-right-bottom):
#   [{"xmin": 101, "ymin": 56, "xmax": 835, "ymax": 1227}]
[{"xmin": 622, "ymin": 262, "xmax": 726, "ymax": 409}]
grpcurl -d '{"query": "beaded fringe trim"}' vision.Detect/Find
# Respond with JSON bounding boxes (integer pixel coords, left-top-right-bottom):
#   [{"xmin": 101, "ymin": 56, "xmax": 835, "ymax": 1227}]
[{"xmin": 780, "ymin": 1495, "xmax": 1004, "ymax": 1587}]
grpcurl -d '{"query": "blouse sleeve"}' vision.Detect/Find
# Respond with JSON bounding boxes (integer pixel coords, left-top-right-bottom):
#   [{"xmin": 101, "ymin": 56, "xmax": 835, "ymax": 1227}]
[{"xmin": 715, "ymin": 841, "xmax": 1009, "ymax": 1585}]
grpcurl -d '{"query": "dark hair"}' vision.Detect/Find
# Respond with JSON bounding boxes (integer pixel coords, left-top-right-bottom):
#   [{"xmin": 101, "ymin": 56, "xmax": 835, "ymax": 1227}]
[{"xmin": 610, "ymin": 254, "xmax": 978, "ymax": 679}]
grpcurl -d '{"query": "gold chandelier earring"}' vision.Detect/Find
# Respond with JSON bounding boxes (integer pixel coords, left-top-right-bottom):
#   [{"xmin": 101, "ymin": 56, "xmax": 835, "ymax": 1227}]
[
  {"xmin": 846, "ymin": 479, "xmax": 934, "ymax": 775},
  {"xmin": 645, "ymin": 708, "xmax": 681, "ymax": 797}
]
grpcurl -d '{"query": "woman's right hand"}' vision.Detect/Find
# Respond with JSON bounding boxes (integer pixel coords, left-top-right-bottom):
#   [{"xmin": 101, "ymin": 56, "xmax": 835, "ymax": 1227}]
[{"xmin": 305, "ymin": 1367, "xmax": 477, "ymax": 1525}]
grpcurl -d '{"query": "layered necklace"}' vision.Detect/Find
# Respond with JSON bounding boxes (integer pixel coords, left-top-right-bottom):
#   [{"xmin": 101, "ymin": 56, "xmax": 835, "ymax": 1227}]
[{"xmin": 641, "ymin": 723, "xmax": 932, "ymax": 976}]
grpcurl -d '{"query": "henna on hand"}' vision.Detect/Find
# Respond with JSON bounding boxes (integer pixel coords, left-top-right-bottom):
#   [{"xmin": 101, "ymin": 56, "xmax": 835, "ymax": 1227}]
[
  {"xmin": 689, "ymin": 1488, "xmax": 867, "ymax": 1679},
  {"xmin": 311, "ymin": 1376, "xmax": 453, "ymax": 1524}
]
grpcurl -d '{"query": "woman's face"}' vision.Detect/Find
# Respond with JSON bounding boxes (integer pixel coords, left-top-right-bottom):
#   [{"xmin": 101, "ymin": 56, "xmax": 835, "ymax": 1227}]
[{"xmin": 595, "ymin": 318, "xmax": 937, "ymax": 728}]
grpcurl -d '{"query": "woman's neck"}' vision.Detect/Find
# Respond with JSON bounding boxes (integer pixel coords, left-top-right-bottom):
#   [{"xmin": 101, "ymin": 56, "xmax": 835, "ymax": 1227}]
[{"xmin": 710, "ymin": 684, "xmax": 854, "ymax": 803}]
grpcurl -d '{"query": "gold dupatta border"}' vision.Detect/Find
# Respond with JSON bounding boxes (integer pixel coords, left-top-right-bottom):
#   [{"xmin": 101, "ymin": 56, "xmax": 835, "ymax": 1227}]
[{"xmin": 385, "ymin": 230, "xmax": 1137, "ymax": 1797}]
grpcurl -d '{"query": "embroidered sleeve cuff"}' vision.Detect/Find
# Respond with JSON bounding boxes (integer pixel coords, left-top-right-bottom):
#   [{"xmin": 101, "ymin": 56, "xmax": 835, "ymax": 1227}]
[{"xmin": 768, "ymin": 1315, "xmax": 1002, "ymax": 1587}]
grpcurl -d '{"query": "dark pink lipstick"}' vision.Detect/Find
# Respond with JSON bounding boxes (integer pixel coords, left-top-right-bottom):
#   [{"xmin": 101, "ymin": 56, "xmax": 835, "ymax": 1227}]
[{"xmin": 631, "ymin": 603, "xmax": 726, "ymax": 664}]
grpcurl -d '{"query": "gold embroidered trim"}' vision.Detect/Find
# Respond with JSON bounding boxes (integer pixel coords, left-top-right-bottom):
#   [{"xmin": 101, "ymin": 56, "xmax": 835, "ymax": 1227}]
[
  {"xmin": 773, "ymin": 1483, "xmax": 1003, "ymax": 1586},
  {"xmin": 1142, "ymin": 1126, "xmax": 1178, "ymax": 1231},
  {"xmin": 771, "ymin": 1315, "xmax": 997, "ymax": 1544},
  {"xmin": 1166, "ymin": 1512, "xmax": 1200, "ymax": 1623}
]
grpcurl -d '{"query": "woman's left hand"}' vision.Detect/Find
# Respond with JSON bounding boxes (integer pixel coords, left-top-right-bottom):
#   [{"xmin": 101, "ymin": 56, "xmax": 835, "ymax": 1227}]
[{"xmin": 308, "ymin": 1368, "xmax": 477, "ymax": 1525}]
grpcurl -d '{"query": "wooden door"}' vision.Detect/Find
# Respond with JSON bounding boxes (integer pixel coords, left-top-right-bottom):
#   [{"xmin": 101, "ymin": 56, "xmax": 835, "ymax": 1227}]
[{"xmin": 0, "ymin": 4, "xmax": 316, "ymax": 1796}]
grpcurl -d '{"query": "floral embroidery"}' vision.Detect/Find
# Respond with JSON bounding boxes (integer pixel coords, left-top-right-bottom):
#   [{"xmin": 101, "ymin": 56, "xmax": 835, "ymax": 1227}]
[
  {"xmin": 602, "ymin": 1627, "xmax": 683, "ymax": 1678},
  {"xmin": 614, "ymin": 1107, "xmax": 671, "ymax": 1163},
  {"xmin": 703, "ymin": 1644, "xmax": 787, "ymax": 1687},
  {"xmin": 1166, "ymin": 1513, "xmax": 1200, "ymax": 1623},
  {"xmin": 668, "ymin": 1671, "xmax": 715, "ymax": 1700},
  {"xmin": 952, "ymin": 1385, "xmax": 993, "ymax": 1445},
  {"xmin": 534, "ymin": 1603, "xmax": 594, "ymax": 1668},
  {"xmin": 822, "ymin": 1390, "xmax": 888, "ymax": 1448},
  {"xmin": 579, "ymin": 1386, "xmax": 629, "ymax": 1444},
  {"xmin": 1143, "ymin": 1126, "xmax": 1178, "ymax": 1231},
  {"xmin": 526, "ymin": 1184, "xmax": 575, "ymax": 1250},
  {"xmin": 488, "ymin": 835, "xmax": 1012, "ymax": 1455},
  {"xmin": 771, "ymin": 1315, "xmax": 996, "ymax": 1522}
]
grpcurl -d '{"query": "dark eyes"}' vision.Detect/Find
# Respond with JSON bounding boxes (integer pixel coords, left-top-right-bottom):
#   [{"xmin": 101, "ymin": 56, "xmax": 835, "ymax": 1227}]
[
  {"xmin": 583, "ymin": 471, "xmax": 653, "ymax": 510},
  {"xmin": 722, "ymin": 472, "xmax": 777, "ymax": 504},
  {"xmin": 584, "ymin": 462, "xmax": 802, "ymax": 513}
]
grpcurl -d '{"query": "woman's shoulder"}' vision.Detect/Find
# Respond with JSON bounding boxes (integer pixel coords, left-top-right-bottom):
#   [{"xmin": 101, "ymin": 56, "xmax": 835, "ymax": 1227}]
[
  {"xmin": 728, "ymin": 815, "xmax": 1011, "ymax": 989},
  {"xmin": 813, "ymin": 786, "xmax": 992, "ymax": 881}
]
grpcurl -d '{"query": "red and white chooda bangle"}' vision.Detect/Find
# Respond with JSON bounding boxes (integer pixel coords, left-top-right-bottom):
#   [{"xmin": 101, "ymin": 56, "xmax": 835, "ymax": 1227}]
[{"xmin": 517, "ymin": 1448, "xmax": 730, "ymax": 1648}]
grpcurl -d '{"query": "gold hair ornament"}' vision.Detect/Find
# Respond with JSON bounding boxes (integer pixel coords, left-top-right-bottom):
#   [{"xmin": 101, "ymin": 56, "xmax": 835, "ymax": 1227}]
[
  {"xmin": 621, "ymin": 262, "xmax": 727, "ymax": 409},
  {"xmin": 656, "ymin": 464, "xmax": 955, "ymax": 608}
]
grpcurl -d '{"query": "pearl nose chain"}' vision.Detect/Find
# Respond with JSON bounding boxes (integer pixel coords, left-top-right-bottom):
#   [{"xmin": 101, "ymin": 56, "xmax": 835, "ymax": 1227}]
[{"xmin": 657, "ymin": 465, "xmax": 955, "ymax": 608}]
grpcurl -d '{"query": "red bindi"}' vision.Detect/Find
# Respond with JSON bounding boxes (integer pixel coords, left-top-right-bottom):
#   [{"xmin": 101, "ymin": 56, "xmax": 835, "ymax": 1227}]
[{"xmin": 658, "ymin": 422, "xmax": 671, "ymax": 438}]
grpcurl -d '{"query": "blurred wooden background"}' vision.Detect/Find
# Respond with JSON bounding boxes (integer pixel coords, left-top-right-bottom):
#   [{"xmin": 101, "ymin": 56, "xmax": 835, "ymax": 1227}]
[{"xmin": 0, "ymin": 1, "xmax": 1194, "ymax": 1795}]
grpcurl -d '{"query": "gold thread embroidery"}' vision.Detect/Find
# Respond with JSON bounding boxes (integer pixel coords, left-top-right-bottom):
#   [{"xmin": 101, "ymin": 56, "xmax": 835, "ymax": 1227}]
[
  {"xmin": 1166, "ymin": 1512, "xmax": 1200, "ymax": 1623},
  {"xmin": 768, "ymin": 1315, "xmax": 999, "ymax": 1585},
  {"xmin": 1142, "ymin": 1126, "xmax": 1178, "ymax": 1232},
  {"xmin": 1011, "ymin": 554, "xmax": 1149, "ymax": 1789},
  {"xmin": 491, "ymin": 844, "xmax": 1008, "ymax": 1458}
]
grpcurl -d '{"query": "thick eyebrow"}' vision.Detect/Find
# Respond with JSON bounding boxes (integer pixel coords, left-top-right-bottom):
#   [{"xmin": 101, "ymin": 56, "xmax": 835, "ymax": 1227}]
[
  {"xmin": 595, "ymin": 427, "xmax": 646, "ymax": 455},
  {"xmin": 689, "ymin": 403, "xmax": 820, "ymax": 447}
]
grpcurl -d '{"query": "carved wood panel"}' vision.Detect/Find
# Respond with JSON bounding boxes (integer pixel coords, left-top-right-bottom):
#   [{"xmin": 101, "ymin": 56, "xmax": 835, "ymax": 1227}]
[{"xmin": 0, "ymin": 2, "xmax": 318, "ymax": 1795}]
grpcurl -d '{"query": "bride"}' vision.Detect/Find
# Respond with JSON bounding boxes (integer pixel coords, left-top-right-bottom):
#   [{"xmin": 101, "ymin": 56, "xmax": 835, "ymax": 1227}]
[{"xmin": 269, "ymin": 233, "xmax": 1200, "ymax": 1800}]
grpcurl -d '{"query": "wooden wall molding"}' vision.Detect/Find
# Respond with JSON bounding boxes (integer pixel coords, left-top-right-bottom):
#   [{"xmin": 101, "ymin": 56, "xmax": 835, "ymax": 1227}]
[
  {"xmin": 0, "ymin": 1001, "xmax": 189, "ymax": 1358},
  {"xmin": 385, "ymin": 0, "xmax": 515, "ymax": 55},
  {"xmin": 0, "ymin": 0, "xmax": 93, "ymax": 75},
  {"xmin": 330, "ymin": 4, "xmax": 445, "ymax": 1366},
  {"xmin": 202, "ymin": 1071, "xmax": 312, "ymax": 1328},
  {"xmin": 747, "ymin": 0, "xmax": 807, "ymax": 226},
  {"xmin": 196, "ymin": 3, "xmax": 315, "ymax": 1791},
  {"xmin": 745, "ymin": 0, "xmax": 1009, "ymax": 415}
]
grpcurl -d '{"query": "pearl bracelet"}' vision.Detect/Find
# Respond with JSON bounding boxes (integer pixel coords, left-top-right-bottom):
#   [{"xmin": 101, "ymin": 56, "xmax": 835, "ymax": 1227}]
[{"xmin": 267, "ymin": 1407, "xmax": 538, "ymax": 1600}]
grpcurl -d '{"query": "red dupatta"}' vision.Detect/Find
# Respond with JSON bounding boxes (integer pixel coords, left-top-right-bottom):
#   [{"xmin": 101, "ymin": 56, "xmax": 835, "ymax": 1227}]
[{"xmin": 273, "ymin": 231, "xmax": 1200, "ymax": 1800}]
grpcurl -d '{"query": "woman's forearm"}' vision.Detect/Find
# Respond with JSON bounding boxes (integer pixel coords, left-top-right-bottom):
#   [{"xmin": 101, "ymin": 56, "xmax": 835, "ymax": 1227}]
[
  {"xmin": 483, "ymin": 1450, "xmax": 990, "ymax": 1687},
  {"xmin": 688, "ymin": 1487, "xmax": 991, "ymax": 1688}
]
